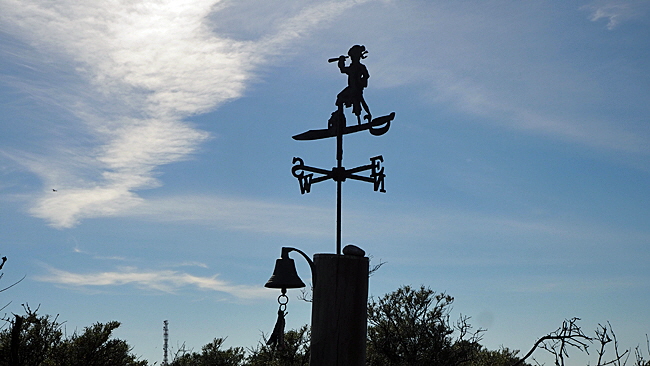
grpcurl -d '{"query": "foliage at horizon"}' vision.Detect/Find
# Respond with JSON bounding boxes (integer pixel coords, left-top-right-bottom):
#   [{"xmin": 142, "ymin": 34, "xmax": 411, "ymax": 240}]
[
  {"xmin": 2, "ymin": 286, "xmax": 648, "ymax": 366},
  {"xmin": 0, "ymin": 308, "xmax": 147, "ymax": 366}
]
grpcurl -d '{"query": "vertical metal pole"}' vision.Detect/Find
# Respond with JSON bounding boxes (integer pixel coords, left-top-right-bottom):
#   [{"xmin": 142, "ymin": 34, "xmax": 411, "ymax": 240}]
[
  {"xmin": 336, "ymin": 115, "xmax": 343, "ymax": 255},
  {"xmin": 337, "ymin": 180, "xmax": 341, "ymax": 255},
  {"xmin": 163, "ymin": 320, "xmax": 169, "ymax": 366}
]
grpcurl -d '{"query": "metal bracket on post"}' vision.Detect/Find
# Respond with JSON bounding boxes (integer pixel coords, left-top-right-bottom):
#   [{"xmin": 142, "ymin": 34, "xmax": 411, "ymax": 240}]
[{"xmin": 282, "ymin": 247, "xmax": 316, "ymax": 285}]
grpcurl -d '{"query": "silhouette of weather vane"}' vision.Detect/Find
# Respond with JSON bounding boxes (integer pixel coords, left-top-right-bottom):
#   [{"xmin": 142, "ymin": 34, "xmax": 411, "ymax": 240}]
[{"xmin": 291, "ymin": 45, "xmax": 395, "ymax": 255}]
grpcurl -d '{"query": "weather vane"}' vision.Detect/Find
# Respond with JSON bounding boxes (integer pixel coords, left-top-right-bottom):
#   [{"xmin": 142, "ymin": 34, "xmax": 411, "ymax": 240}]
[{"xmin": 291, "ymin": 45, "xmax": 395, "ymax": 255}]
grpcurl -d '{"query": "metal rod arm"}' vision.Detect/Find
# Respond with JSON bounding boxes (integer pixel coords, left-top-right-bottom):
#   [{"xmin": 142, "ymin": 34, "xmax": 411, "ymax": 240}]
[
  {"xmin": 345, "ymin": 164, "xmax": 373, "ymax": 174},
  {"xmin": 282, "ymin": 247, "xmax": 316, "ymax": 285},
  {"xmin": 346, "ymin": 174, "xmax": 374, "ymax": 183},
  {"xmin": 299, "ymin": 165, "xmax": 333, "ymax": 176}
]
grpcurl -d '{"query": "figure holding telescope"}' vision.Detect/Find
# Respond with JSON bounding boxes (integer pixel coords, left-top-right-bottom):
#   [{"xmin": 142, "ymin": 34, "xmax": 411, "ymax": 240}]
[
  {"xmin": 293, "ymin": 45, "xmax": 393, "ymax": 141},
  {"xmin": 329, "ymin": 45, "xmax": 371, "ymax": 125}
]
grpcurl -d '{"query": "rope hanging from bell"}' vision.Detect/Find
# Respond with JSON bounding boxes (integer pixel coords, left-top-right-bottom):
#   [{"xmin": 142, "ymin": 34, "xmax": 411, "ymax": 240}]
[{"xmin": 267, "ymin": 289, "xmax": 288, "ymax": 350}]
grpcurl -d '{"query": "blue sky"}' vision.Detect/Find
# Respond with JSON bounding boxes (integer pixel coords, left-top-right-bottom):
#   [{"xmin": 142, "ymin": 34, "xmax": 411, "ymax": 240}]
[{"xmin": 1, "ymin": 0, "xmax": 649, "ymax": 364}]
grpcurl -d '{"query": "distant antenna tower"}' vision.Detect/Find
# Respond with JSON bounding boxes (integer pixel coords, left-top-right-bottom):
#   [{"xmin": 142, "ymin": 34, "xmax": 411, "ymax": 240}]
[{"xmin": 163, "ymin": 320, "xmax": 169, "ymax": 366}]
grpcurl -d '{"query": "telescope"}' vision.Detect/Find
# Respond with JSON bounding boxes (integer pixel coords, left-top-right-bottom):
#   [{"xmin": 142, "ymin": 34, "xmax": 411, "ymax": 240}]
[{"xmin": 328, "ymin": 56, "xmax": 348, "ymax": 63}]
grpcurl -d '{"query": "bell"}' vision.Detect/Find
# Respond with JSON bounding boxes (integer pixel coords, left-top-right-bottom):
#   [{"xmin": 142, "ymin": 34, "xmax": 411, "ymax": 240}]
[{"xmin": 265, "ymin": 256, "xmax": 306, "ymax": 289}]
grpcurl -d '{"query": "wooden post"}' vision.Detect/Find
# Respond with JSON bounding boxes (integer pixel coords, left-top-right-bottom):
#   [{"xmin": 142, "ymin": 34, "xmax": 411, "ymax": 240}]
[
  {"xmin": 310, "ymin": 253, "xmax": 369, "ymax": 366},
  {"xmin": 10, "ymin": 315, "xmax": 23, "ymax": 366}
]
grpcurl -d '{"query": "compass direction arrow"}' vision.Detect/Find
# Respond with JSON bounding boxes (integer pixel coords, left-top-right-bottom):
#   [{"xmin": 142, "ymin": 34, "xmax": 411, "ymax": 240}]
[
  {"xmin": 292, "ymin": 156, "xmax": 385, "ymax": 194},
  {"xmin": 292, "ymin": 112, "xmax": 395, "ymax": 141}
]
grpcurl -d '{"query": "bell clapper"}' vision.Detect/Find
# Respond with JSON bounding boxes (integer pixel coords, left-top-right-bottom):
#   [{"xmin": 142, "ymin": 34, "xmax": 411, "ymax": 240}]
[{"xmin": 267, "ymin": 288, "xmax": 289, "ymax": 350}]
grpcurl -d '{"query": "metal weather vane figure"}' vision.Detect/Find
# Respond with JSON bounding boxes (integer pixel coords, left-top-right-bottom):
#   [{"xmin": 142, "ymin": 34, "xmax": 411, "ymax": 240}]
[
  {"xmin": 332, "ymin": 44, "xmax": 371, "ymax": 125},
  {"xmin": 292, "ymin": 45, "xmax": 395, "ymax": 255}
]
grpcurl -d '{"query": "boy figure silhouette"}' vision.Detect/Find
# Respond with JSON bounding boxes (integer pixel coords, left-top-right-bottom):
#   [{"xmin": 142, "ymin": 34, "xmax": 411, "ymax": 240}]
[{"xmin": 334, "ymin": 45, "xmax": 371, "ymax": 125}]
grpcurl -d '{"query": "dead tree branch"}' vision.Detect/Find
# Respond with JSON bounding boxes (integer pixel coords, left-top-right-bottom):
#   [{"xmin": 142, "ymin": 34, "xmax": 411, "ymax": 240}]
[{"xmin": 513, "ymin": 318, "xmax": 592, "ymax": 366}]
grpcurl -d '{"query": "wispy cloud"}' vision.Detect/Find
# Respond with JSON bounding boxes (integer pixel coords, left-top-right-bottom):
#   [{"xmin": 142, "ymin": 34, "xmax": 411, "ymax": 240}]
[
  {"xmin": 0, "ymin": 0, "xmax": 367, "ymax": 228},
  {"xmin": 125, "ymin": 194, "xmax": 333, "ymax": 237},
  {"xmin": 173, "ymin": 261, "xmax": 209, "ymax": 269},
  {"xmin": 360, "ymin": 2, "xmax": 650, "ymax": 155},
  {"xmin": 36, "ymin": 266, "xmax": 270, "ymax": 299},
  {"xmin": 3, "ymin": 0, "xmax": 648, "ymax": 230},
  {"xmin": 120, "ymin": 194, "xmax": 650, "ymax": 259},
  {"xmin": 502, "ymin": 275, "xmax": 645, "ymax": 294},
  {"xmin": 582, "ymin": 0, "xmax": 650, "ymax": 30}
]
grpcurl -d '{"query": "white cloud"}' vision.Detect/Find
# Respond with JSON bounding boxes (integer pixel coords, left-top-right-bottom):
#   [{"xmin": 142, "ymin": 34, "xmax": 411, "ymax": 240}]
[
  {"xmin": 582, "ymin": 0, "xmax": 650, "ymax": 30},
  {"xmin": 173, "ymin": 261, "xmax": 209, "ymax": 268},
  {"xmin": 0, "ymin": 0, "xmax": 368, "ymax": 228},
  {"xmin": 36, "ymin": 266, "xmax": 270, "ymax": 299},
  {"xmin": 3, "ymin": 0, "xmax": 649, "ymax": 230}
]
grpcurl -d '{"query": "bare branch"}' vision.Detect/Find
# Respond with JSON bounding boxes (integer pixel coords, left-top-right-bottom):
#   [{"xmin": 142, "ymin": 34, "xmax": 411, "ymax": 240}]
[
  {"xmin": 369, "ymin": 258, "xmax": 386, "ymax": 277},
  {"xmin": 298, "ymin": 285, "xmax": 313, "ymax": 303},
  {"xmin": 513, "ymin": 318, "xmax": 592, "ymax": 366},
  {"xmin": 596, "ymin": 323, "xmax": 612, "ymax": 366},
  {"xmin": 0, "ymin": 275, "xmax": 26, "ymax": 293},
  {"xmin": 455, "ymin": 314, "xmax": 485, "ymax": 343},
  {"xmin": 607, "ymin": 321, "xmax": 630, "ymax": 366},
  {"xmin": 633, "ymin": 335, "xmax": 650, "ymax": 366}
]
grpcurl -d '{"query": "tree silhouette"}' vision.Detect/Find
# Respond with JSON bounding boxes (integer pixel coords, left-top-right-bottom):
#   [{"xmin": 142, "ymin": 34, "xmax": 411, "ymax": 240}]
[
  {"xmin": 366, "ymin": 285, "xmax": 486, "ymax": 366},
  {"xmin": 169, "ymin": 337, "xmax": 245, "ymax": 366},
  {"xmin": 245, "ymin": 325, "xmax": 310, "ymax": 366},
  {"xmin": 514, "ymin": 318, "xmax": 650, "ymax": 366},
  {"xmin": 0, "ymin": 306, "xmax": 147, "ymax": 366}
]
